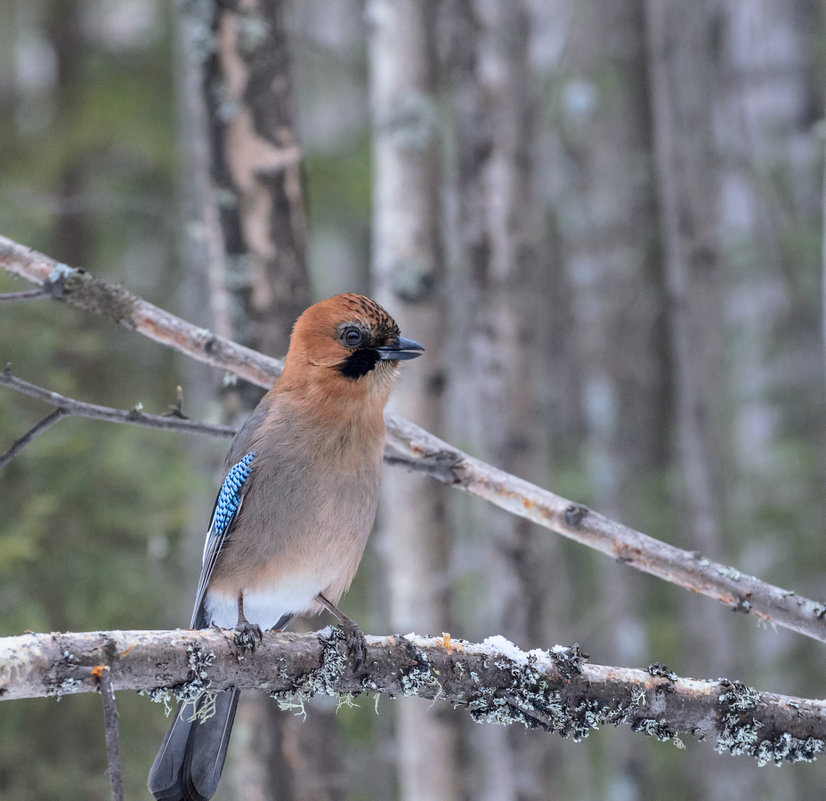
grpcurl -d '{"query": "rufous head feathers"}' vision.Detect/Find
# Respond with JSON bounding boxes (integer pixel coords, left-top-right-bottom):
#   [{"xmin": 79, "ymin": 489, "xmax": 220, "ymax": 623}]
[{"xmin": 279, "ymin": 294, "xmax": 423, "ymax": 405}]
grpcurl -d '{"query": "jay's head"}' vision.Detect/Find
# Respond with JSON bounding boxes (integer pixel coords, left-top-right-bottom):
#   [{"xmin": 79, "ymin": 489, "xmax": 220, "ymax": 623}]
[{"xmin": 281, "ymin": 293, "xmax": 424, "ymax": 404}]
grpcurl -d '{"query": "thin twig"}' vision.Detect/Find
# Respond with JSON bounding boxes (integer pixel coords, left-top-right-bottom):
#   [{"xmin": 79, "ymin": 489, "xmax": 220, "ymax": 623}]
[
  {"xmin": 0, "ymin": 408, "xmax": 65, "ymax": 469},
  {"xmin": 2, "ymin": 235, "xmax": 826, "ymax": 644},
  {"xmin": 0, "ymin": 234, "xmax": 280, "ymax": 386},
  {"xmin": 0, "ymin": 367, "xmax": 235, "ymax": 469},
  {"xmin": 0, "ymin": 287, "xmax": 50, "ymax": 302},
  {"xmin": 94, "ymin": 666, "xmax": 124, "ymax": 801}
]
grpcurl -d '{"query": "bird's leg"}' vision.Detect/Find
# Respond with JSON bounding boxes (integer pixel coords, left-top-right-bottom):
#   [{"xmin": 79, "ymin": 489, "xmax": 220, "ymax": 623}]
[
  {"xmin": 316, "ymin": 592, "xmax": 367, "ymax": 670},
  {"xmin": 234, "ymin": 591, "xmax": 263, "ymax": 652}
]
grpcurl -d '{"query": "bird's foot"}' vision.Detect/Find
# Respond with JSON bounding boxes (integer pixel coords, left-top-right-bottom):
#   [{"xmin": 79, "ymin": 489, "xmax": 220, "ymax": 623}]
[
  {"xmin": 234, "ymin": 619, "xmax": 263, "ymax": 653},
  {"xmin": 315, "ymin": 592, "xmax": 368, "ymax": 670},
  {"xmin": 337, "ymin": 615, "xmax": 368, "ymax": 671}
]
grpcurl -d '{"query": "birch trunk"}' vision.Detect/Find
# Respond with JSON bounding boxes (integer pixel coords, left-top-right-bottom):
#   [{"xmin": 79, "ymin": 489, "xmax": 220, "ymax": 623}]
[
  {"xmin": 716, "ymin": 1, "xmax": 824, "ymax": 540},
  {"xmin": 175, "ymin": 3, "xmax": 325, "ymax": 799},
  {"xmin": 715, "ymin": 8, "xmax": 824, "ymax": 798},
  {"xmin": 547, "ymin": 2, "xmax": 666, "ymax": 797},
  {"xmin": 366, "ymin": 2, "xmax": 459, "ymax": 799},
  {"xmin": 643, "ymin": 2, "xmax": 754, "ymax": 798},
  {"xmin": 443, "ymin": 1, "xmax": 553, "ymax": 797}
]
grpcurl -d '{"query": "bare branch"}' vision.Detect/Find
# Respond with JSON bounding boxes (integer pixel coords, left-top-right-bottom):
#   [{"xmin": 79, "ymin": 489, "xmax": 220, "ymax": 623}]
[
  {"xmin": 3, "ymin": 234, "xmax": 826, "ymax": 644},
  {"xmin": 0, "ymin": 408, "xmax": 65, "ymax": 468},
  {"xmin": 0, "ymin": 367, "xmax": 236, "ymax": 460},
  {"xmin": 0, "ymin": 235, "xmax": 280, "ymax": 387},
  {"xmin": 94, "ymin": 667, "xmax": 124, "ymax": 801},
  {"xmin": 0, "ymin": 628, "xmax": 824, "ymax": 767},
  {"xmin": 0, "ymin": 287, "xmax": 50, "ymax": 302},
  {"xmin": 383, "ymin": 416, "xmax": 826, "ymax": 644}
]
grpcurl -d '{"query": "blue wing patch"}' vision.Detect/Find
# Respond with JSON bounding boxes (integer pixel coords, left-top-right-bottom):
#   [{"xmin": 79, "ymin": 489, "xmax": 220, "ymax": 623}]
[
  {"xmin": 190, "ymin": 451, "xmax": 256, "ymax": 628},
  {"xmin": 211, "ymin": 452, "xmax": 256, "ymax": 540}
]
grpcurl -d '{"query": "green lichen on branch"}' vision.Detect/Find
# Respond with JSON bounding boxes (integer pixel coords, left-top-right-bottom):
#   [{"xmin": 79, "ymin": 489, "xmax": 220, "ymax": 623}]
[
  {"xmin": 632, "ymin": 717, "xmax": 685, "ymax": 749},
  {"xmin": 268, "ymin": 625, "xmax": 353, "ymax": 706},
  {"xmin": 45, "ymin": 646, "xmax": 84, "ymax": 699},
  {"xmin": 67, "ymin": 272, "xmax": 138, "ymax": 325},
  {"xmin": 396, "ymin": 636, "xmax": 442, "ymax": 698},
  {"xmin": 716, "ymin": 679, "xmax": 824, "ymax": 765},
  {"xmin": 451, "ymin": 638, "xmax": 617, "ymax": 741},
  {"xmin": 48, "ymin": 266, "xmax": 138, "ymax": 325},
  {"xmin": 647, "ymin": 662, "xmax": 679, "ymax": 681},
  {"xmin": 141, "ymin": 644, "xmax": 217, "ymax": 715},
  {"xmin": 115, "ymin": 630, "xmax": 826, "ymax": 767},
  {"xmin": 462, "ymin": 647, "xmax": 562, "ymax": 730}
]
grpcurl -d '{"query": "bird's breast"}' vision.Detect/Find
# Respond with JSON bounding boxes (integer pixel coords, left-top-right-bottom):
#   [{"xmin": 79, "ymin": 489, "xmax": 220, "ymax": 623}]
[{"xmin": 206, "ymin": 419, "xmax": 385, "ymax": 626}]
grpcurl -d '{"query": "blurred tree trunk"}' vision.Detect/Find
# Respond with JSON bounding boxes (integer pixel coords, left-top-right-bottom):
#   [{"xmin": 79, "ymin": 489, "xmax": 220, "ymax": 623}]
[
  {"xmin": 521, "ymin": 5, "xmax": 602, "ymax": 796},
  {"xmin": 715, "ymin": 8, "xmax": 824, "ymax": 798},
  {"xmin": 203, "ymin": 0, "xmax": 310, "ymax": 356},
  {"xmin": 644, "ymin": 2, "xmax": 755, "ymax": 799},
  {"xmin": 175, "ymin": 1, "xmax": 232, "ymax": 343},
  {"xmin": 175, "ymin": 3, "xmax": 333, "ymax": 800},
  {"xmin": 549, "ymin": 2, "xmax": 666, "ymax": 798},
  {"xmin": 40, "ymin": 0, "xmax": 97, "ymax": 629},
  {"xmin": 443, "ymin": 2, "xmax": 553, "ymax": 798},
  {"xmin": 716, "ymin": 1, "xmax": 824, "ymax": 528},
  {"xmin": 644, "ymin": 0, "xmax": 724, "ymax": 573},
  {"xmin": 366, "ymin": 2, "xmax": 459, "ymax": 800},
  {"xmin": 45, "ymin": 0, "xmax": 88, "ymax": 268}
]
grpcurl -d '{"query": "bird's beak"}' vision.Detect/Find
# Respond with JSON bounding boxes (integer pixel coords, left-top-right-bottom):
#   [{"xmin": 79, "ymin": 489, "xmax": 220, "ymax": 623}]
[{"xmin": 375, "ymin": 336, "xmax": 425, "ymax": 361}]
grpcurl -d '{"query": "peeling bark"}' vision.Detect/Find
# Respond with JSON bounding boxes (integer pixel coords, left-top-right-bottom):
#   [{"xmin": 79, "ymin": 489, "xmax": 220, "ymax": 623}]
[{"xmin": 195, "ymin": 0, "xmax": 310, "ymax": 355}]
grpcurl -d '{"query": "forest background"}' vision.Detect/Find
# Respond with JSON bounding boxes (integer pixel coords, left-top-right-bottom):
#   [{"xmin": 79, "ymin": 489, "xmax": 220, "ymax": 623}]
[{"xmin": 1, "ymin": 1, "xmax": 825, "ymax": 800}]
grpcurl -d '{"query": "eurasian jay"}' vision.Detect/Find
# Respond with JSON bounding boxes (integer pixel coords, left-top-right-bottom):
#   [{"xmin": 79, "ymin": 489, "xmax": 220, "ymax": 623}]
[{"xmin": 148, "ymin": 293, "xmax": 423, "ymax": 801}]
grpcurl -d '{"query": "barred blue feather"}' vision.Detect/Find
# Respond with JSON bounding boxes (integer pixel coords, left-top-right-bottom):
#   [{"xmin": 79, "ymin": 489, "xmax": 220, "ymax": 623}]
[
  {"xmin": 190, "ymin": 451, "xmax": 256, "ymax": 628},
  {"xmin": 211, "ymin": 452, "xmax": 256, "ymax": 538}
]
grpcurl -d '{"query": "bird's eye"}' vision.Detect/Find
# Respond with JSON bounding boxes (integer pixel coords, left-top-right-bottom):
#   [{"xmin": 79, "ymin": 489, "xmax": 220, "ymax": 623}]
[{"xmin": 342, "ymin": 326, "xmax": 364, "ymax": 347}]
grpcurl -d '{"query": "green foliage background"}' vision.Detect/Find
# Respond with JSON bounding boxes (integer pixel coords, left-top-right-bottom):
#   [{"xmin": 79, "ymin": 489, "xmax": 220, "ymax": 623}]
[{"xmin": 0, "ymin": 5, "xmax": 201, "ymax": 797}]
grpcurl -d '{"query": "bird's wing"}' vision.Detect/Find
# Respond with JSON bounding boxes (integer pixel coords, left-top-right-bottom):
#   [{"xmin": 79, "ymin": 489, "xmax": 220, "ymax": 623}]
[{"xmin": 190, "ymin": 451, "xmax": 256, "ymax": 628}]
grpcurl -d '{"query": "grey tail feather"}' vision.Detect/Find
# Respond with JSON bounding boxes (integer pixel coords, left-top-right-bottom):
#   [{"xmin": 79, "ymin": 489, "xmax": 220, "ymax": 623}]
[{"xmin": 148, "ymin": 688, "xmax": 240, "ymax": 801}]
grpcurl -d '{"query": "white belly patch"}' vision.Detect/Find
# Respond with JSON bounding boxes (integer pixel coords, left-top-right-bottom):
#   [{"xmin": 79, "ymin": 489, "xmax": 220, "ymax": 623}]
[{"xmin": 205, "ymin": 575, "xmax": 324, "ymax": 629}]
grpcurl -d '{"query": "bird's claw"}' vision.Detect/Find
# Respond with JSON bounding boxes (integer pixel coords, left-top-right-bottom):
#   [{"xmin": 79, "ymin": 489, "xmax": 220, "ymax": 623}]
[
  {"xmin": 338, "ymin": 617, "xmax": 368, "ymax": 671},
  {"xmin": 234, "ymin": 620, "xmax": 263, "ymax": 653}
]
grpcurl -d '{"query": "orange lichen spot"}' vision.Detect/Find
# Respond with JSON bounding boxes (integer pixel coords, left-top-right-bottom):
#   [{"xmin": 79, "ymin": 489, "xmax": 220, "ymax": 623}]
[
  {"xmin": 90, "ymin": 664, "xmax": 108, "ymax": 680},
  {"xmin": 522, "ymin": 498, "xmax": 536, "ymax": 511},
  {"xmin": 119, "ymin": 645, "xmax": 135, "ymax": 658},
  {"xmin": 442, "ymin": 632, "xmax": 452, "ymax": 651}
]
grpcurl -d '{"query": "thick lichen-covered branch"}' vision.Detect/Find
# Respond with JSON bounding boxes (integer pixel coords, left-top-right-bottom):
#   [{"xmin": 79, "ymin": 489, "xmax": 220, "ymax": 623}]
[
  {"xmin": 0, "ymin": 628, "xmax": 824, "ymax": 767},
  {"xmin": 3, "ymin": 234, "xmax": 826, "ymax": 645}
]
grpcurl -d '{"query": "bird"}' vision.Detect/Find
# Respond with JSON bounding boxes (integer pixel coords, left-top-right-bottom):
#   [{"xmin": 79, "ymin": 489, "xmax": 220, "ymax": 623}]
[{"xmin": 148, "ymin": 293, "xmax": 424, "ymax": 801}]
